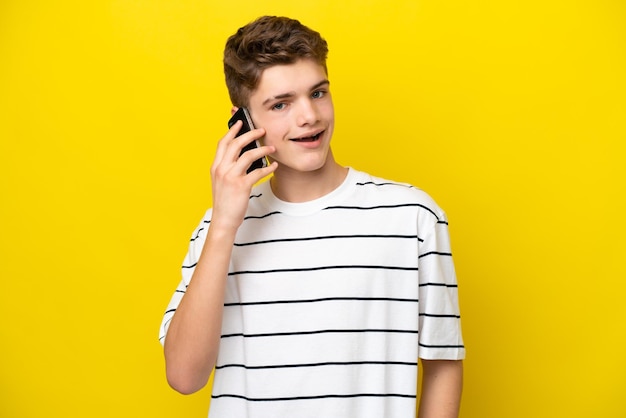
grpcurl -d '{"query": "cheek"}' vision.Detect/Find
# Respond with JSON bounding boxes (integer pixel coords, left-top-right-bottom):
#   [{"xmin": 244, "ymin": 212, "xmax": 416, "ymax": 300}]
[
  {"xmin": 321, "ymin": 101, "xmax": 335, "ymax": 121},
  {"xmin": 260, "ymin": 120, "xmax": 288, "ymax": 144}
]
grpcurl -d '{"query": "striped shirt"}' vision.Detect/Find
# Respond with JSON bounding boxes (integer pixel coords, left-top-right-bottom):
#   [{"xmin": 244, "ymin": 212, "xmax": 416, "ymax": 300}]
[{"xmin": 160, "ymin": 168, "xmax": 465, "ymax": 418}]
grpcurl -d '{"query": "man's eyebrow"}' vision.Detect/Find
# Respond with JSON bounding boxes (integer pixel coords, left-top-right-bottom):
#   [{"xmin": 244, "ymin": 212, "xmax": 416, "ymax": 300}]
[
  {"xmin": 311, "ymin": 79, "xmax": 330, "ymax": 91},
  {"xmin": 262, "ymin": 79, "xmax": 330, "ymax": 106}
]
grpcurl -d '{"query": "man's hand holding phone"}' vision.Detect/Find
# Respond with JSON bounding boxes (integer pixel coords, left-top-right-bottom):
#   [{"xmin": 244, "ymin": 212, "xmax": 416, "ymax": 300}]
[{"xmin": 209, "ymin": 109, "xmax": 277, "ymax": 231}]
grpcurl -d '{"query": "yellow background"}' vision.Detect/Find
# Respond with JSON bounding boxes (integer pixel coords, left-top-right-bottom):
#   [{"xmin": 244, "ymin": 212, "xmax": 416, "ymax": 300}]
[{"xmin": 1, "ymin": 1, "xmax": 624, "ymax": 417}]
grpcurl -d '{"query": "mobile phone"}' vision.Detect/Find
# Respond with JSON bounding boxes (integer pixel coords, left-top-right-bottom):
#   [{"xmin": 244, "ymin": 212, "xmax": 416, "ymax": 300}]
[{"xmin": 227, "ymin": 107, "xmax": 268, "ymax": 174}]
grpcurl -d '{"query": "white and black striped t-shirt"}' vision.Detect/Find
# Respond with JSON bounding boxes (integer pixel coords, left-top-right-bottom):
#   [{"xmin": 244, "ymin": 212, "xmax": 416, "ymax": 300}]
[{"xmin": 160, "ymin": 168, "xmax": 465, "ymax": 418}]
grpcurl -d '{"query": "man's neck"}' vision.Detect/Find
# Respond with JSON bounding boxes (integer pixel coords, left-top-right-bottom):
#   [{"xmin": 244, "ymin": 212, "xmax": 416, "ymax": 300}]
[{"xmin": 269, "ymin": 157, "xmax": 348, "ymax": 203}]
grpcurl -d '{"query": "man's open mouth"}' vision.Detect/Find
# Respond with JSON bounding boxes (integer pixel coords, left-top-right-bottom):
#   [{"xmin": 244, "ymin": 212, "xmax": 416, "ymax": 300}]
[{"xmin": 290, "ymin": 131, "xmax": 323, "ymax": 142}]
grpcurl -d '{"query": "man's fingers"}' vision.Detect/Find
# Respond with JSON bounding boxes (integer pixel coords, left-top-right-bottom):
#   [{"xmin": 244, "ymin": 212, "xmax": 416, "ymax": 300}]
[{"xmin": 213, "ymin": 120, "xmax": 244, "ymax": 166}]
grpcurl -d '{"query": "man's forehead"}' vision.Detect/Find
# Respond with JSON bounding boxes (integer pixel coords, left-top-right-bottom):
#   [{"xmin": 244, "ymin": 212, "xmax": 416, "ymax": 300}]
[{"xmin": 261, "ymin": 60, "xmax": 326, "ymax": 84}]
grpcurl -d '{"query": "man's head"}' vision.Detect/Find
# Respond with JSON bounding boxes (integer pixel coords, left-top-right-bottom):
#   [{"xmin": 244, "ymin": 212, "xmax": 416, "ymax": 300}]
[{"xmin": 224, "ymin": 16, "xmax": 328, "ymax": 107}]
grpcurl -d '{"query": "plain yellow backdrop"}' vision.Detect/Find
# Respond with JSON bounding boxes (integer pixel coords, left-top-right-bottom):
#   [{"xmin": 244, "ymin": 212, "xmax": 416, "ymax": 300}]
[{"xmin": 1, "ymin": 1, "xmax": 624, "ymax": 417}]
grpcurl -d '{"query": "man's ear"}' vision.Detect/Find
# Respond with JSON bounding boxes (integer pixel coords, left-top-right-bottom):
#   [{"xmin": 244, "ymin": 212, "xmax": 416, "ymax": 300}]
[{"xmin": 230, "ymin": 106, "xmax": 239, "ymax": 116}]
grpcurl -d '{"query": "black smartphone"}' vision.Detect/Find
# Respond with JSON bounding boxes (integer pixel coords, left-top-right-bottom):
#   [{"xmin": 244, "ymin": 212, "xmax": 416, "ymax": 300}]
[{"xmin": 227, "ymin": 107, "xmax": 268, "ymax": 174}]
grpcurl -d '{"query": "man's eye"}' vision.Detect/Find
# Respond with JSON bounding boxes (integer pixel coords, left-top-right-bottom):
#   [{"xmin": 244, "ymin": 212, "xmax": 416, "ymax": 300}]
[
  {"xmin": 312, "ymin": 91, "xmax": 326, "ymax": 99},
  {"xmin": 272, "ymin": 103, "xmax": 286, "ymax": 110}
]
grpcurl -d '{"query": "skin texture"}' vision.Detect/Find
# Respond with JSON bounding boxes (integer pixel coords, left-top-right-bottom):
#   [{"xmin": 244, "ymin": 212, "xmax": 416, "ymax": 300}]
[
  {"xmin": 163, "ymin": 59, "xmax": 463, "ymax": 417},
  {"xmin": 418, "ymin": 360, "xmax": 463, "ymax": 418}
]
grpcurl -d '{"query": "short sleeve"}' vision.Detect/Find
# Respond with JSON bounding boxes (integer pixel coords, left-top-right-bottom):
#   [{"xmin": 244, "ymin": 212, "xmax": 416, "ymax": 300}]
[
  {"xmin": 417, "ymin": 212, "xmax": 465, "ymax": 360},
  {"xmin": 158, "ymin": 209, "xmax": 212, "ymax": 345}
]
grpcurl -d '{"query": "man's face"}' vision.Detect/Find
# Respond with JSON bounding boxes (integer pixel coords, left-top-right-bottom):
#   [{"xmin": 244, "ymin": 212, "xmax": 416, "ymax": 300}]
[{"xmin": 247, "ymin": 59, "xmax": 334, "ymax": 174}]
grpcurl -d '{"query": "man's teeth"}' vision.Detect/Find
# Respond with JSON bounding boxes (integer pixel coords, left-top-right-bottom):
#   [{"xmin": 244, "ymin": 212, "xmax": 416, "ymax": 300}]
[{"xmin": 292, "ymin": 133, "xmax": 321, "ymax": 142}]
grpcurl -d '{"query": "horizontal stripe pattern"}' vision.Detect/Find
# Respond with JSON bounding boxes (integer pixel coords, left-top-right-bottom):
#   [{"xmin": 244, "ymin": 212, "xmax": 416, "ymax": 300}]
[
  {"xmin": 212, "ymin": 392, "xmax": 417, "ymax": 401},
  {"xmin": 159, "ymin": 169, "xmax": 464, "ymax": 417},
  {"xmin": 221, "ymin": 328, "xmax": 420, "ymax": 339},
  {"xmin": 215, "ymin": 360, "xmax": 418, "ymax": 370}
]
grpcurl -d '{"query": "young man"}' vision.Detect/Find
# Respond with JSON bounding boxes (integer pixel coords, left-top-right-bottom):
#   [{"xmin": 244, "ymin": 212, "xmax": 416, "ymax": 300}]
[{"xmin": 159, "ymin": 16, "xmax": 465, "ymax": 418}]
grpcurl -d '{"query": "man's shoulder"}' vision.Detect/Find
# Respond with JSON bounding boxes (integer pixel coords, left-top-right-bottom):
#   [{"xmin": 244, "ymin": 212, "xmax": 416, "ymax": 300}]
[{"xmin": 350, "ymin": 169, "xmax": 439, "ymax": 205}]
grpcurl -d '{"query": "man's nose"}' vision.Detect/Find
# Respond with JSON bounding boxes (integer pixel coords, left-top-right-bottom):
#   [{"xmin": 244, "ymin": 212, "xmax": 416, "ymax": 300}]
[{"xmin": 295, "ymin": 99, "xmax": 319, "ymax": 126}]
